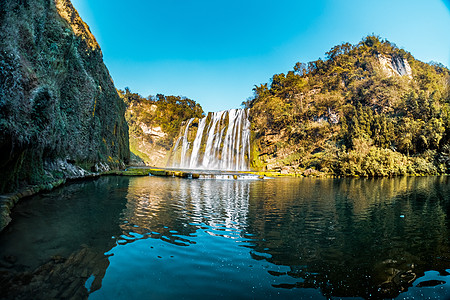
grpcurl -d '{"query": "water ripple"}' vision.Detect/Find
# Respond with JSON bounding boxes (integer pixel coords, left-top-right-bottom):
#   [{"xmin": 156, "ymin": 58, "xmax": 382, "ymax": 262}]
[{"xmin": 2, "ymin": 176, "xmax": 450, "ymax": 299}]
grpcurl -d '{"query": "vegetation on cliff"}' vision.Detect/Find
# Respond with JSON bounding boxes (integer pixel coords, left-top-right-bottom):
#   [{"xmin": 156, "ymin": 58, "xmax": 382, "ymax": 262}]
[
  {"xmin": 245, "ymin": 36, "xmax": 450, "ymax": 176},
  {"xmin": 119, "ymin": 88, "xmax": 204, "ymax": 166},
  {"xmin": 0, "ymin": 0, "xmax": 129, "ymax": 193}
]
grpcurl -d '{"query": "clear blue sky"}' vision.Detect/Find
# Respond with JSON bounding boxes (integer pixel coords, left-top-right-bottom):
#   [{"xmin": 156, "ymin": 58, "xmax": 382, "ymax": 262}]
[{"xmin": 72, "ymin": 0, "xmax": 450, "ymax": 113}]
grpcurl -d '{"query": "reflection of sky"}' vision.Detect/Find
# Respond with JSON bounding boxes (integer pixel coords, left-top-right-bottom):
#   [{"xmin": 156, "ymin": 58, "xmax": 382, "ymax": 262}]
[
  {"xmin": 98, "ymin": 176, "xmax": 450, "ymax": 299},
  {"xmin": 96, "ymin": 230, "xmax": 326, "ymax": 299},
  {"xmin": 396, "ymin": 270, "xmax": 450, "ymax": 299},
  {"xmin": 95, "ymin": 177, "xmax": 329, "ymax": 299},
  {"xmin": 2, "ymin": 176, "xmax": 448, "ymax": 299}
]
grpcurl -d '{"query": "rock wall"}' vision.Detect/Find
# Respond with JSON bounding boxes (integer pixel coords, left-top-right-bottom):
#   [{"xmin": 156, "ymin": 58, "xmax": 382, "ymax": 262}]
[
  {"xmin": 0, "ymin": 0, "xmax": 130, "ymax": 193},
  {"xmin": 120, "ymin": 90, "xmax": 204, "ymax": 167},
  {"xmin": 126, "ymin": 102, "xmax": 171, "ymax": 167},
  {"xmin": 377, "ymin": 54, "xmax": 413, "ymax": 78}
]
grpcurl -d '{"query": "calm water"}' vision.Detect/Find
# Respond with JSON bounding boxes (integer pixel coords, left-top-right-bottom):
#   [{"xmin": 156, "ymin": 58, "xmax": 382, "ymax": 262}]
[{"xmin": 1, "ymin": 176, "xmax": 450, "ymax": 299}]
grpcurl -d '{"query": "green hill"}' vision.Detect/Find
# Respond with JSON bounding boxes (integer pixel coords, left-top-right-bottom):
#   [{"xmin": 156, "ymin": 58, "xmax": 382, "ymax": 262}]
[
  {"xmin": 119, "ymin": 88, "xmax": 204, "ymax": 166},
  {"xmin": 245, "ymin": 35, "xmax": 450, "ymax": 177}
]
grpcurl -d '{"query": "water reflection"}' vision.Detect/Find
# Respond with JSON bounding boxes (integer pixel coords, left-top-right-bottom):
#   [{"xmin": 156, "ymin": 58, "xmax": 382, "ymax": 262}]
[
  {"xmin": 110, "ymin": 176, "xmax": 450, "ymax": 299},
  {"xmin": 245, "ymin": 177, "xmax": 450, "ymax": 298},
  {"xmin": 0, "ymin": 176, "xmax": 449, "ymax": 299},
  {"xmin": 120, "ymin": 178, "xmax": 250, "ymax": 244},
  {"xmin": 0, "ymin": 176, "xmax": 130, "ymax": 299}
]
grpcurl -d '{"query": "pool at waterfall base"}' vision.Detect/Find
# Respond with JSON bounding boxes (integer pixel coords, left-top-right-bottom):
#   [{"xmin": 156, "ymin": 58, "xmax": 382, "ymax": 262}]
[{"xmin": 1, "ymin": 175, "xmax": 450, "ymax": 299}]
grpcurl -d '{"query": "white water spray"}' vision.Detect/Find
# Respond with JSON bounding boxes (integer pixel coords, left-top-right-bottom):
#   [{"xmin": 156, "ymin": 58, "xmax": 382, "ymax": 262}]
[{"xmin": 168, "ymin": 109, "xmax": 251, "ymax": 171}]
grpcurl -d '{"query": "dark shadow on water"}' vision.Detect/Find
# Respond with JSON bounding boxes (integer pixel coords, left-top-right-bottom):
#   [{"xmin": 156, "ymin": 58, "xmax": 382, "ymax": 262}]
[
  {"xmin": 245, "ymin": 176, "xmax": 450, "ymax": 299},
  {"xmin": 0, "ymin": 176, "xmax": 130, "ymax": 299}
]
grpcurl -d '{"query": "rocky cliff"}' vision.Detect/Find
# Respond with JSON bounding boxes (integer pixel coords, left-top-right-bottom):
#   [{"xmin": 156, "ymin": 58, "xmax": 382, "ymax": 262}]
[
  {"xmin": 0, "ymin": 0, "xmax": 130, "ymax": 193},
  {"xmin": 126, "ymin": 101, "xmax": 171, "ymax": 167},
  {"xmin": 119, "ymin": 89, "xmax": 203, "ymax": 167}
]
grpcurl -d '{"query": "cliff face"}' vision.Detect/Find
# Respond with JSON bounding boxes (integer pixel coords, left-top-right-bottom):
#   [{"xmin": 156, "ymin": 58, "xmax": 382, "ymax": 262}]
[
  {"xmin": 377, "ymin": 54, "xmax": 413, "ymax": 78},
  {"xmin": 0, "ymin": 0, "xmax": 130, "ymax": 193},
  {"xmin": 118, "ymin": 89, "xmax": 204, "ymax": 167},
  {"xmin": 126, "ymin": 101, "xmax": 171, "ymax": 166}
]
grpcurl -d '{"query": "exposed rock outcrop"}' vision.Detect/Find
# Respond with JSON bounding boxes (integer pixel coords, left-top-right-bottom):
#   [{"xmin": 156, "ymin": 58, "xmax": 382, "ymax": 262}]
[
  {"xmin": 120, "ymin": 89, "xmax": 204, "ymax": 167},
  {"xmin": 377, "ymin": 54, "xmax": 413, "ymax": 78},
  {"xmin": 126, "ymin": 105, "xmax": 171, "ymax": 166},
  {"xmin": 0, "ymin": 0, "xmax": 130, "ymax": 194}
]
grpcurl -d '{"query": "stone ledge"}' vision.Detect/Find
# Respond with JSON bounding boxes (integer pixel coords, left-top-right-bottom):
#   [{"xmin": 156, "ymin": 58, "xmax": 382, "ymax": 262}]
[{"xmin": 0, "ymin": 179, "xmax": 66, "ymax": 232}]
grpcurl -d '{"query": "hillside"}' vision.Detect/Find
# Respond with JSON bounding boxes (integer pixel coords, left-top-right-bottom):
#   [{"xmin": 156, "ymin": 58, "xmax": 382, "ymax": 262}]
[
  {"xmin": 245, "ymin": 36, "xmax": 450, "ymax": 176},
  {"xmin": 0, "ymin": 0, "xmax": 130, "ymax": 193},
  {"xmin": 119, "ymin": 88, "xmax": 204, "ymax": 166}
]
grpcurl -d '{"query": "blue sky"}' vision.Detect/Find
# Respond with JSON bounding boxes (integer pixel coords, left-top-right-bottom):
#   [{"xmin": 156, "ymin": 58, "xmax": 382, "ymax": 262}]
[{"xmin": 72, "ymin": 0, "xmax": 450, "ymax": 113}]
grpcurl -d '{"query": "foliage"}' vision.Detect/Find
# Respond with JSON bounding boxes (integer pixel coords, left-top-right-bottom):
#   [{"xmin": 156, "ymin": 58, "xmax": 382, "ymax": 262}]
[
  {"xmin": 119, "ymin": 88, "xmax": 204, "ymax": 164},
  {"xmin": 245, "ymin": 35, "xmax": 450, "ymax": 176},
  {"xmin": 0, "ymin": 0, "xmax": 130, "ymax": 192}
]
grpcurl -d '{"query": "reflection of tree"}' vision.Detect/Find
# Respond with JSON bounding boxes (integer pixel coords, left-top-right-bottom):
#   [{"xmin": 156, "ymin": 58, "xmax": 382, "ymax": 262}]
[
  {"xmin": 2, "ymin": 176, "xmax": 449, "ymax": 299},
  {"xmin": 245, "ymin": 177, "xmax": 450, "ymax": 298},
  {"xmin": 0, "ymin": 176, "xmax": 130, "ymax": 299}
]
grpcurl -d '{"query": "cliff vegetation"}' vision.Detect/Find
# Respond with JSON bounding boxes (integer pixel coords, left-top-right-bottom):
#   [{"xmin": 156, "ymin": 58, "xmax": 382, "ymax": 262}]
[
  {"xmin": 0, "ymin": 0, "xmax": 130, "ymax": 193},
  {"xmin": 245, "ymin": 36, "xmax": 450, "ymax": 177},
  {"xmin": 119, "ymin": 88, "xmax": 204, "ymax": 166}
]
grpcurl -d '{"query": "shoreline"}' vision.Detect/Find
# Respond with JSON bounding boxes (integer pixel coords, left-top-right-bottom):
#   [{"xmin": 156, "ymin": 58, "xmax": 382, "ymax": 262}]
[{"xmin": 1, "ymin": 166, "xmax": 446, "ymax": 232}]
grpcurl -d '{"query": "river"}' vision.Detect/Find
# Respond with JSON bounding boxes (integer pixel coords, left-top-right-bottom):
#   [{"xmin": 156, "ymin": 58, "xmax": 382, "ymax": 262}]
[{"xmin": 1, "ymin": 175, "xmax": 449, "ymax": 299}]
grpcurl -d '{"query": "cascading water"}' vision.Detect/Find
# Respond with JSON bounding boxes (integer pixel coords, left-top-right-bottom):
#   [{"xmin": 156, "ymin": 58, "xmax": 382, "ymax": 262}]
[
  {"xmin": 167, "ymin": 108, "xmax": 251, "ymax": 171},
  {"xmin": 179, "ymin": 118, "xmax": 194, "ymax": 168}
]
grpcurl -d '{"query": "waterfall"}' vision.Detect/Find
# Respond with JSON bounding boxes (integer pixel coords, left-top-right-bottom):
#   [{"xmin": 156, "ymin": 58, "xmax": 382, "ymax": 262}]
[
  {"xmin": 189, "ymin": 116, "xmax": 207, "ymax": 168},
  {"xmin": 202, "ymin": 110, "xmax": 225, "ymax": 168},
  {"xmin": 167, "ymin": 108, "xmax": 251, "ymax": 171},
  {"xmin": 180, "ymin": 118, "xmax": 194, "ymax": 167}
]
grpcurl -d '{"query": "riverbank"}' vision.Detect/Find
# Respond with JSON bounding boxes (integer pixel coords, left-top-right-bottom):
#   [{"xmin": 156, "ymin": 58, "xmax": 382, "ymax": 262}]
[
  {"xmin": 0, "ymin": 166, "xmax": 267, "ymax": 231},
  {"xmin": 1, "ymin": 165, "xmax": 445, "ymax": 233},
  {"xmin": 0, "ymin": 173, "xmax": 105, "ymax": 232},
  {"xmin": 0, "ymin": 179, "xmax": 66, "ymax": 232},
  {"xmin": 106, "ymin": 167, "xmax": 331, "ymax": 178}
]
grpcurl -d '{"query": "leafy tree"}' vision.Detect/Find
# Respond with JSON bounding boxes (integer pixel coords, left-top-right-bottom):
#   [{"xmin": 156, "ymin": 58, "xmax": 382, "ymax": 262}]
[
  {"xmin": 244, "ymin": 35, "xmax": 450, "ymax": 176},
  {"xmin": 119, "ymin": 88, "xmax": 204, "ymax": 150}
]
